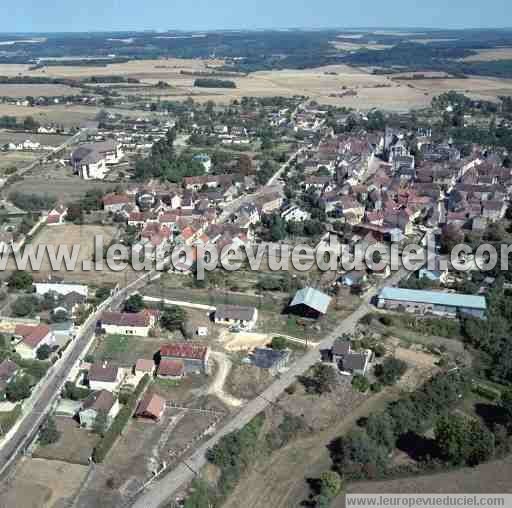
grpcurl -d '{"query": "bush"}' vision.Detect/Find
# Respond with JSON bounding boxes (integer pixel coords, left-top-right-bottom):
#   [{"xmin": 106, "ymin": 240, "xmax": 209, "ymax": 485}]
[
  {"xmin": 472, "ymin": 383, "xmax": 501, "ymax": 401},
  {"xmin": 271, "ymin": 336, "xmax": 288, "ymax": 350},
  {"xmin": 373, "ymin": 344, "xmax": 386, "ymax": 358},
  {"xmin": 62, "ymin": 381, "xmax": 91, "ymax": 401},
  {"xmin": 92, "ymin": 375, "xmax": 150, "ymax": 463},
  {"xmin": 36, "ymin": 344, "xmax": 52, "ymax": 361},
  {"xmin": 374, "ymin": 357, "xmax": 408, "ymax": 386},
  {"xmin": 352, "ymin": 374, "xmax": 370, "ymax": 392},
  {"xmin": 39, "ymin": 416, "xmax": 60, "ymax": 445}
]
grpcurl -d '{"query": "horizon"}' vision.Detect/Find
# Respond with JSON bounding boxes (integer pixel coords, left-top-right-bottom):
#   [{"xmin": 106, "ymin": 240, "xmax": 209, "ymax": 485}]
[
  {"xmin": 1, "ymin": 26, "xmax": 512, "ymax": 35},
  {"xmin": 0, "ymin": 0, "xmax": 511, "ymax": 33}
]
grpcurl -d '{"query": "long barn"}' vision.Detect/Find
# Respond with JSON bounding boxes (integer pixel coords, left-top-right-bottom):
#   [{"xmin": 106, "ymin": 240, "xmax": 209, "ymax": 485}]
[{"xmin": 377, "ymin": 287, "xmax": 486, "ymax": 319}]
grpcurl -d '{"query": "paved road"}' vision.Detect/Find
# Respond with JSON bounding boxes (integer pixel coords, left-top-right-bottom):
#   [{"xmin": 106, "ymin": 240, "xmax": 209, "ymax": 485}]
[{"xmin": 0, "ymin": 271, "xmax": 154, "ymax": 480}]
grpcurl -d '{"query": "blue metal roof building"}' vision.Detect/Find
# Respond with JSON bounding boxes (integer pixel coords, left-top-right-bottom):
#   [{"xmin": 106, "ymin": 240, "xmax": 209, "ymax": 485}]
[
  {"xmin": 290, "ymin": 287, "xmax": 332, "ymax": 316},
  {"xmin": 378, "ymin": 287, "xmax": 486, "ymax": 318}
]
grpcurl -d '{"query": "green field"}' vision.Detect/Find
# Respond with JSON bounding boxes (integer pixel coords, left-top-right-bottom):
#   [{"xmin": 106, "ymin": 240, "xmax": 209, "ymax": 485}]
[{"xmin": 92, "ymin": 334, "xmax": 164, "ymax": 367}]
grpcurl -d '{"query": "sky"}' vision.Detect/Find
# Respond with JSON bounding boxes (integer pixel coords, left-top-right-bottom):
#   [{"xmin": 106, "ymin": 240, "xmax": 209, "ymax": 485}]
[{"xmin": 0, "ymin": 0, "xmax": 511, "ymax": 32}]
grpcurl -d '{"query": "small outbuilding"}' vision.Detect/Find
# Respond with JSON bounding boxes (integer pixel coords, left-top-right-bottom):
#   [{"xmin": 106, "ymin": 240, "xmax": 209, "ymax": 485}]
[{"xmin": 135, "ymin": 391, "xmax": 166, "ymax": 422}]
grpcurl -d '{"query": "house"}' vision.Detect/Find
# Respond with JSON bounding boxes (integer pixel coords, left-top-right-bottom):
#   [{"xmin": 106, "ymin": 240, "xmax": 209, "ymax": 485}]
[
  {"xmin": 134, "ymin": 358, "xmax": 154, "ymax": 376},
  {"xmin": 102, "ymin": 193, "xmax": 132, "ymax": 213},
  {"xmin": 377, "ymin": 287, "xmax": 486, "ymax": 319},
  {"xmin": 289, "ymin": 287, "xmax": 332, "ymax": 319},
  {"xmin": 281, "ymin": 206, "xmax": 311, "ymax": 222},
  {"xmin": 341, "ymin": 270, "xmax": 367, "ymax": 288},
  {"xmin": 251, "ymin": 348, "xmax": 290, "ymax": 375},
  {"xmin": 157, "ymin": 359, "xmax": 185, "ymax": 380},
  {"xmin": 160, "ymin": 343, "xmax": 209, "ymax": 374},
  {"xmin": 257, "ymin": 192, "xmax": 284, "ymax": 214},
  {"xmin": 88, "ymin": 362, "xmax": 123, "ymax": 391},
  {"xmin": 214, "ymin": 305, "xmax": 258, "ymax": 331},
  {"xmin": 34, "ymin": 282, "xmax": 88, "ymax": 298},
  {"xmin": 100, "ymin": 311, "xmax": 155, "ymax": 337},
  {"xmin": 47, "ymin": 205, "xmax": 68, "ymax": 225},
  {"xmin": 134, "ymin": 391, "xmax": 166, "ymax": 422},
  {"xmin": 331, "ymin": 338, "xmax": 370, "ymax": 376},
  {"xmin": 71, "ymin": 140, "xmax": 123, "ymax": 180},
  {"xmin": 14, "ymin": 324, "xmax": 55, "ymax": 359},
  {"xmin": 78, "ymin": 390, "xmax": 120, "ymax": 429}
]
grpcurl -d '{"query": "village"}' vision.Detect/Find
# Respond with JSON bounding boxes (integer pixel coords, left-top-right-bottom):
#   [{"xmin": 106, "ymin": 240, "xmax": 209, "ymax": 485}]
[{"xmin": 0, "ymin": 80, "xmax": 510, "ymax": 508}]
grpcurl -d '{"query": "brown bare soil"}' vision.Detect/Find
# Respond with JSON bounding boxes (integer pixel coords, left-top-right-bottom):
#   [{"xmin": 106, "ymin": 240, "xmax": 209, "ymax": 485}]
[
  {"xmin": 33, "ymin": 417, "xmax": 99, "ymax": 465},
  {"xmin": 462, "ymin": 48, "xmax": 512, "ymax": 62},
  {"xmin": 0, "ymin": 457, "xmax": 88, "ymax": 508}
]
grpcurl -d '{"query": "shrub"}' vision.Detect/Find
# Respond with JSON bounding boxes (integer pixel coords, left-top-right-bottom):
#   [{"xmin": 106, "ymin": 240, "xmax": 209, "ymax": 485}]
[
  {"xmin": 352, "ymin": 374, "xmax": 370, "ymax": 393},
  {"xmin": 374, "ymin": 357, "xmax": 408, "ymax": 386}
]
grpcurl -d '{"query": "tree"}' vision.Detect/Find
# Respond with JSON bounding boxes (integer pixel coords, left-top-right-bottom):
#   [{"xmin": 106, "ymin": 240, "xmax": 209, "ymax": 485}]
[
  {"xmin": 440, "ymin": 224, "xmax": 464, "ymax": 255},
  {"xmin": 66, "ymin": 203, "xmax": 83, "ymax": 224},
  {"xmin": 319, "ymin": 470, "xmax": 343, "ymax": 498},
  {"xmin": 51, "ymin": 309, "xmax": 68, "ymax": 323},
  {"xmin": 271, "ymin": 336, "xmax": 288, "ymax": 350},
  {"xmin": 124, "ymin": 294, "xmax": 144, "ymax": 313},
  {"xmin": 435, "ymin": 414, "xmax": 495, "ymax": 466},
  {"xmin": 8, "ymin": 271, "xmax": 33, "ymax": 290},
  {"xmin": 309, "ymin": 363, "xmax": 337, "ymax": 394},
  {"xmin": 366, "ymin": 412, "xmax": 396, "ymax": 451},
  {"xmin": 95, "ymin": 287, "xmax": 111, "ymax": 302},
  {"xmin": 39, "ymin": 416, "xmax": 60, "ymax": 445},
  {"xmin": 374, "ymin": 357, "xmax": 407, "ymax": 385},
  {"xmin": 36, "ymin": 344, "xmax": 52, "ymax": 361},
  {"xmin": 500, "ymin": 389, "xmax": 512, "ymax": 419},
  {"xmin": 351, "ymin": 374, "xmax": 370, "ymax": 393},
  {"xmin": 93, "ymin": 409, "xmax": 109, "ymax": 436},
  {"xmin": 6, "ymin": 375, "xmax": 31, "ymax": 402},
  {"xmin": 11, "ymin": 295, "xmax": 37, "ymax": 317},
  {"xmin": 161, "ymin": 306, "xmax": 186, "ymax": 331}
]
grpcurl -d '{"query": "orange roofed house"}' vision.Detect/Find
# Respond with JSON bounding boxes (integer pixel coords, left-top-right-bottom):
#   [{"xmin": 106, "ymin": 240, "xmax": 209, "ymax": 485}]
[
  {"xmin": 135, "ymin": 391, "xmax": 166, "ymax": 422},
  {"xmin": 160, "ymin": 343, "xmax": 209, "ymax": 374},
  {"xmin": 14, "ymin": 324, "xmax": 55, "ymax": 359}
]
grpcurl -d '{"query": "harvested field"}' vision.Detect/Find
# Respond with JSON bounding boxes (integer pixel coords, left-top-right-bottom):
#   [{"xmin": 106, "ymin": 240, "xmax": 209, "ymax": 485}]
[
  {"xmin": 9, "ymin": 223, "xmax": 135, "ymax": 287},
  {"xmin": 0, "ymin": 103, "xmax": 154, "ymax": 128},
  {"xmin": 0, "ymin": 83, "xmax": 77, "ymax": 97},
  {"xmin": 345, "ymin": 454, "xmax": 512, "ymax": 497},
  {"xmin": 332, "ymin": 42, "xmax": 392, "ymax": 51},
  {"xmin": 0, "ymin": 457, "xmax": 88, "ymax": 508},
  {"xmin": 0, "ymin": 150, "xmax": 40, "ymax": 171},
  {"xmin": 0, "ymin": 131, "xmax": 70, "ymax": 146},
  {"xmin": 33, "ymin": 416, "xmax": 99, "ymax": 465},
  {"xmin": 8, "ymin": 175, "xmax": 113, "ymax": 200},
  {"xmin": 462, "ymin": 47, "xmax": 512, "ymax": 62}
]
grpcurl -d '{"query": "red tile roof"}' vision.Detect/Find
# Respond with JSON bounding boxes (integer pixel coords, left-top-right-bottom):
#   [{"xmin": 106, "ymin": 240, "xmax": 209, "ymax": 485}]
[
  {"xmin": 88, "ymin": 362, "xmax": 119, "ymax": 383},
  {"xmin": 160, "ymin": 343, "xmax": 208, "ymax": 361},
  {"xmin": 135, "ymin": 391, "xmax": 165, "ymax": 419},
  {"xmin": 103, "ymin": 193, "xmax": 131, "ymax": 206},
  {"xmin": 101, "ymin": 311, "xmax": 151, "ymax": 328},
  {"xmin": 135, "ymin": 359, "xmax": 154, "ymax": 373},
  {"xmin": 158, "ymin": 359, "xmax": 185, "ymax": 377},
  {"xmin": 15, "ymin": 324, "xmax": 51, "ymax": 349}
]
